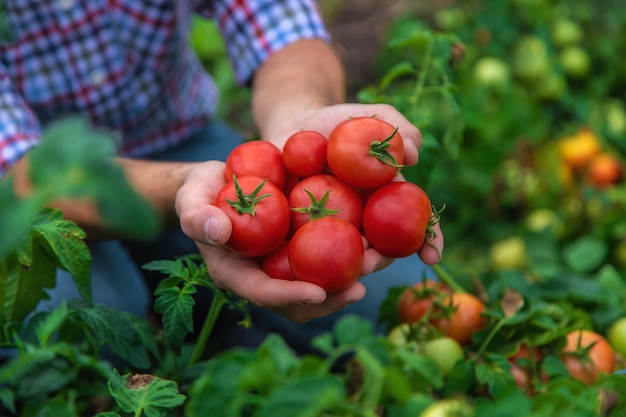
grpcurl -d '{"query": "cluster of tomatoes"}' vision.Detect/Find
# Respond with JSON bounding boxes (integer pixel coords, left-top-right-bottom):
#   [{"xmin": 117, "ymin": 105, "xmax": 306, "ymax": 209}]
[
  {"xmin": 557, "ymin": 126, "xmax": 624, "ymax": 190},
  {"xmin": 213, "ymin": 116, "xmax": 438, "ymax": 293},
  {"xmin": 391, "ymin": 279, "xmax": 618, "ymax": 390}
]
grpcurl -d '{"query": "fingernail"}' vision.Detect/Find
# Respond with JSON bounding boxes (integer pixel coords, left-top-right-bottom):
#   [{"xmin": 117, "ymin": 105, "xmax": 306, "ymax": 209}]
[{"xmin": 203, "ymin": 217, "xmax": 221, "ymax": 244}]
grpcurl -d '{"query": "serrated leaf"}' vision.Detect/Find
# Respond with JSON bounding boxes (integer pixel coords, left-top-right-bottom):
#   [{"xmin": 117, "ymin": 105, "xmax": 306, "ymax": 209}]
[
  {"xmin": 475, "ymin": 357, "xmax": 515, "ymax": 399},
  {"xmin": 108, "ymin": 370, "xmax": 185, "ymax": 417},
  {"xmin": 28, "ymin": 117, "xmax": 161, "ymax": 238},
  {"xmin": 153, "ymin": 285, "xmax": 196, "ymax": 354},
  {"xmin": 0, "ymin": 247, "xmax": 56, "ymax": 326},
  {"xmin": 30, "ymin": 208, "xmax": 91, "ymax": 301},
  {"xmin": 74, "ymin": 304, "xmax": 156, "ymax": 369}
]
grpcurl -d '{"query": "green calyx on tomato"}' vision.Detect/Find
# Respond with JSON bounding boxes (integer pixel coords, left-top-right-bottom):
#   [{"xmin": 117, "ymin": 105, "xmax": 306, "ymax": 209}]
[
  {"xmin": 290, "ymin": 189, "xmax": 340, "ymax": 220},
  {"xmin": 368, "ymin": 126, "xmax": 404, "ymax": 172},
  {"xmin": 225, "ymin": 175, "xmax": 271, "ymax": 216}
]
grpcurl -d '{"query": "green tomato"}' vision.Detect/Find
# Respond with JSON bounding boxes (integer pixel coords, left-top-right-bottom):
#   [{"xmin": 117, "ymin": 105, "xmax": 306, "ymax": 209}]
[
  {"xmin": 513, "ymin": 36, "xmax": 551, "ymax": 82},
  {"xmin": 419, "ymin": 398, "xmax": 475, "ymax": 417},
  {"xmin": 551, "ymin": 18, "xmax": 583, "ymax": 47},
  {"xmin": 608, "ymin": 317, "xmax": 626, "ymax": 357},
  {"xmin": 560, "ymin": 46, "xmax": 591, "ymax": 78},
  {"xmin": 473, "ymin": 57, "xmax": 511, "ymax": 88},
  {"xmin": 388, "ymin": 323, "xmax": 412, "ymax": 347},
  {"xmin": 489, "ymin": 236, "xmax": 528, "ymax": 271},
  {"xmin": 419, "ymin": 337, "xmax": 465, "ymax": 376}
]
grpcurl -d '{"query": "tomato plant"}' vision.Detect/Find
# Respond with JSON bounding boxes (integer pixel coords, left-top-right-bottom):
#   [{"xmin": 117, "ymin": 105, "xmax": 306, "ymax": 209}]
[
  {"xmin": 362, "ymin": 181, "xmax": 435, "ymax": 258},
  {"xmin": 224, "ymin": 140, "xmax": 288, "ymax": 190},
  {"xmin": 282, "ymin": 130, "xmax": 328, "ymax": 178},
  {"xmin": 561, "ymin": 329, "xmax": 616, "ymax": 384},
  {"xmin": 288, "ymin": 173, "xmax": 363, "ymax": 234},
  {"xmin": 326, "ymin": 116, "xmax": 404, "ymax": 189},
  {"xmin": 288, "ymin": 217, "xmax": 364, "ymax": 293},
  {"xmin": 214, "ymin": 175, "xmax": 290, "ymax": 257}
]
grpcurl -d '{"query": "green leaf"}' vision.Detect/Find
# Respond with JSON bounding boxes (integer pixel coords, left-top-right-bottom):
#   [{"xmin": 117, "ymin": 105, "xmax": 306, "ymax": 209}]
[
  {"xmin": 257, "ymin": 375, "xmax": 345, "ymax": 417},
  {"xmin": 153, "ymin": 285, "xmax": 197, "ymax": 354},
  {"xmin": 73, "ymin": 303, "xmax": 156, "ymax": 369},
  {"xmin": 30, "ymin": 208, "xmax": 92, "ymax": 301},
  {"xmin": 379, "ymin": 61, "xmax": 416, "ymax": 91},
  {"xmin": 475, "ymin": 355, "xmax": 516, "ymax": 399},
  {"xmin": 0, "ymin": 387, "xmax": 16, "ymax": 414},
  {"xmin": 108, "ymin": 370, "xmax": 186, "ymax": 417},
  {"xmin": 28, "ymin": 117, "xmax": 161, "ymax": 237},
  {"xmin": 0, "ymin": 247, "xmax": 56, "ymax": 326},
  {"xmin": 34, "ymin": 301, "xmax": 71, "ymax": 346},
  {"xmin": 562, "ymin": 236, "xmax": 608, "ymax": 273}
]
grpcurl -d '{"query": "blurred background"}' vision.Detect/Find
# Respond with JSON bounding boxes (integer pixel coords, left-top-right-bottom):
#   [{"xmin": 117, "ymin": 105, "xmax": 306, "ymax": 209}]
[{"xmin": 191, "ymin": 0, "xmax": 626, "ymax": 305}]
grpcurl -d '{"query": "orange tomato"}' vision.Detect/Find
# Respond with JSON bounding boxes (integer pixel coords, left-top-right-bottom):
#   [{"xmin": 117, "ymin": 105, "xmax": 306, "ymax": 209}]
[
  {"xmin": 558, "ymin": 127, "xmax": 601, "ymax": 172},
  {"xmin": 561, "ymin": 329, "xmax": 616, "ymax": 384}
]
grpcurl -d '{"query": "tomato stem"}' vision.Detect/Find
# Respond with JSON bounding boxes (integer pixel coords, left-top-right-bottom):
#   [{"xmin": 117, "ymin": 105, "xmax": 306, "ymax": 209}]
[
  {"xmin": 225, "ymin": 175, "xmax": 272, "ymax": 217},
  {"xmin": 424, "ymin": 204, "xmax": 446, "ymax": 258},
  {"xmin": 188, "ymin": 291, "xmax": 228, "ymax": 366},
  {"xmin": 290, "ymin": 189, "xmax": 340, "ymax": 220},
  {"xmin": 368, "ymin": 127, "xmax": 403, "ymax": 171},
  {"xmin": 431, "ymin": 263, "xmax": 465, "ymax": 294}
]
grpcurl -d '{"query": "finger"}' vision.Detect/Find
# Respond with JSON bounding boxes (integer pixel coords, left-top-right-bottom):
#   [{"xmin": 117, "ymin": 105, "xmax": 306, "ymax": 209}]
[
  {"xmin": 274, "ymin": 281, "xmax": 367, "ymax": 323},
  {"xmin": 175, "ymin": 162, "xmax": 233, "ymax": 246},
  {"xmin": 361, "ymin": 247, "xmax": 395, "ymax": 275},
  {"xmin": 202, "ymin": 245, "xmax": 328, "ymax": 307},
  {"xmin": 418, "ymin": 221, "xmax": 445, "ymax": 264}
]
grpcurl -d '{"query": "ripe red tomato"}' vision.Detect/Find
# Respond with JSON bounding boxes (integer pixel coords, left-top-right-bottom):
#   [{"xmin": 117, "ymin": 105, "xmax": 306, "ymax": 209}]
[
  {"xmin": 288, "ymin": 174, "xmax": 363, "ymax": 234},
  {"xmin": 282, "ymin": 130, "xmax": 328, "ymax": 178},
  {"xmin": 261, "ymin": 240, "xmax": 295, "ymax": 280},
  {"xmin": 586, "ymin": 152, "xmax": 623, "ymax": 189},
  {"xmin": 327, "ymin": 116, "xmax": 404, "ymax": 189},
  {"xmin": 561, "ymin": 329, "xmax": 616, "ymax": 384},
  {"xmin": 288, "ymin": 217, "xmax": 364, "ymax": 293},
  {"xmin": 362, "ymin": 181, "xmax": 433, "ymax": 258},
  {"xmin": 432, "ymin": 292, "xmax": 487, "ymax": 345},
  {"xmin": 224, "ymin": 141, "xmax": 288, "ymax": 190},
  {"xmin": 214, "ymin": 175, "xmax": 290, "ymax": 257},
  {"xmin": 398, "ymin": 280, "xmax": 452, "ymax": 323}
]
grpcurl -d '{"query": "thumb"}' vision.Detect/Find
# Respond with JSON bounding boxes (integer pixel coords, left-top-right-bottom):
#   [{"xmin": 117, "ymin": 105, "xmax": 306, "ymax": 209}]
[{"xmin": 175, "ymin": 161, "xmax": 233, "ymax": 246}]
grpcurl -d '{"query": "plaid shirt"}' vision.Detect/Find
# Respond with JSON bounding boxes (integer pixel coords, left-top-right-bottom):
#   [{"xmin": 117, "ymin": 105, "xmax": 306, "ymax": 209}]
[{"xmin": 0, "ymin": 0, "xmax": 328, "ymax": 178}]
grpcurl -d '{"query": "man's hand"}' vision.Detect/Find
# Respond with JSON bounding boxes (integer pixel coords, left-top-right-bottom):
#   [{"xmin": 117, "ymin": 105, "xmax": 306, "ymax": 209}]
[
  {"xmin": 175, "ymin": 160, "xmax": 366, "ymax": 322},
  {"xmin": 264, "ymin": 102, "xmax": 445, "ymax": 270}
]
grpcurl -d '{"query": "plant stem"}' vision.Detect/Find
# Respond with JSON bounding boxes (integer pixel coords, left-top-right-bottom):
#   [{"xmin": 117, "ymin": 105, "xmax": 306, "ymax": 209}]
[
  {"xmin": 431, "ymin": 263, "xmax": 465, "ymax": 293},
  {"xmin": 188, "ymin": 292, "xmax": 227, "ymax": 366}
]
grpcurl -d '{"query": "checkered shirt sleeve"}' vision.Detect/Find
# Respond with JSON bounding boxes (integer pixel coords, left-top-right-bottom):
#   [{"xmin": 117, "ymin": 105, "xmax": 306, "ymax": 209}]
[
  {"xmin": 0, "ymin": 68, "xmax": 41, "ymax": 178},
  {"xmin": 203, "ymin": 0, "xmax": 330, "ymax": 84}
]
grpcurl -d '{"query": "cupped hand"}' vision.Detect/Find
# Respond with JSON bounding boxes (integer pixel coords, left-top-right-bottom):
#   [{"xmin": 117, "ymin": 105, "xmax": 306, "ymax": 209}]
[
  {"xmin": 266, "ymin": 102, "xmax": 445, "ymax": 271},
  {"xmin": 175, "ymin": 160, "xmax": 366, "ymax": 322}
]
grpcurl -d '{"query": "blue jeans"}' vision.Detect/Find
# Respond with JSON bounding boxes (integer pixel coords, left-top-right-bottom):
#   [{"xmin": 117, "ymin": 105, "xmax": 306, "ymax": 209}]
[{"xmin": 49, "ymin": 121, "xmax": 435, "ymax": 354}]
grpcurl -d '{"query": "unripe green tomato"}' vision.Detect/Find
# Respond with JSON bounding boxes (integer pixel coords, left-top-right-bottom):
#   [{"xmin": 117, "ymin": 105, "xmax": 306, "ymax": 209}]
[
  {"xmin": 388, "ymin": 323, "xmax": 411, "ymax": 347},
  {"xmin": 434, "ymin": 8, "xmax": 467, "ymax": 31},
  {"xmin": 419, "ymin": 398, "xmax": 475, "ymax": 417},
  {"xmin": 560, "ymin": 46, "xmax": 591, "ymax": 78},
  {"xmin": 534, "ymin": 70, "xmax": 566, "ymax": 101},
  {"xmin": 419, "ymin": 337, "xmax": 465, "ymax": 376},
  {"xmin": 513, "ymin": 36, "xmax": 551, "ymax": 82},
  {"xmin": 608, "ymin": 317, "xmax": 626, "ymax": 357},
  {"xmin": 525, "ymin": 208, "xmax": 563, "ymax": 235},
  {"xmin": 551, "ymin": 18, "xmax": 583, "ymax": 47},
  {"xmin": 473, "ymin": 56, "xmax": 511, "ymax": 88},
  {"xmin": 489, "ymin": 236, "xmax": 528, "ymax": 271},
  {"xmin": 604, "ymin": 101, "xmax": 626, "ymax": 136}
]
